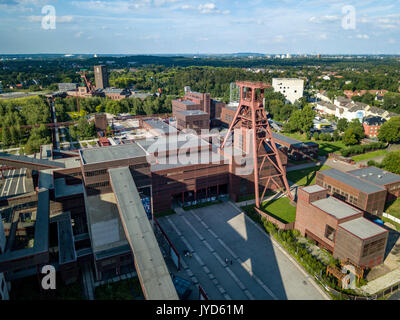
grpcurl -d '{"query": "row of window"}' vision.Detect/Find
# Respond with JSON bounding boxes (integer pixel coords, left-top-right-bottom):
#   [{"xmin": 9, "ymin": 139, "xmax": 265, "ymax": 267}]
[
  {"xmin": 85, "ymin": 169, "xmax": 107, "ymax": 177},
  {"xmin": 87, "ymin": 181, "xmax": 110, "ymax": 188},
  {"xmin": 362, "ymin": 238, "xmax": 386, "ymax": 257}
]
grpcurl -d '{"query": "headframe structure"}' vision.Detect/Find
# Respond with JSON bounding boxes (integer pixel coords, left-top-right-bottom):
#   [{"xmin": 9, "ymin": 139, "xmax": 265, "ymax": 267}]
[{"xmin": 220, "ymin": 81, "xmax": 293, "ymax": 208}]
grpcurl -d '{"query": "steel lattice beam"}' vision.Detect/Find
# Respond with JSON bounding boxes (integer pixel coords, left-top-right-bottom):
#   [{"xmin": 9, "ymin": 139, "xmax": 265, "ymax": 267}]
[{"xmin": 220, "ymin": 81, "xmax": 293, "ymax": 208}]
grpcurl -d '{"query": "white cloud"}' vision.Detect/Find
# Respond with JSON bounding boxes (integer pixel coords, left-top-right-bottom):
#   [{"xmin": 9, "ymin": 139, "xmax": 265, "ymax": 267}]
[
  {"xmin": 198, "ymin": 3, "xmax": 216, "ymax": 14},
  {"xmin": 75, "ymin": 31, "xmax": 84, "ymax": 38},
  {"xmin": 356, "ymin": 34, "xmax": 369, "ymax": 39}
]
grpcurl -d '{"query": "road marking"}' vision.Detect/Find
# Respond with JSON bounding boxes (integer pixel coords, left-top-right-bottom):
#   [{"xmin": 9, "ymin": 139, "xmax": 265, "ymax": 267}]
[
  {"xmin": 15, "ymin": 168, "xmax": 22, "ymax": 195},
  {"xmin": 0, "ymin": 170, "xmax": 9, "ymax": 196},
  {"xmin": 228, "ymin": 201, "xmax": 331, "ymax": 300},
  {"xmin": 22, "ymin": 168, "xmax": 26, "ymax": 193},
  {"xmin": 5, "ymin": 169, "xmax": 16, "ymax": 196}
]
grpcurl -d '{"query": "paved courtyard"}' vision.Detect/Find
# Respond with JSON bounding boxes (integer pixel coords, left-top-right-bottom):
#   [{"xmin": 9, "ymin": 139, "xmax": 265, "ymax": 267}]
[{"xmin": 158, "ymin": 202, "xmax": 329, "ymax": 300}]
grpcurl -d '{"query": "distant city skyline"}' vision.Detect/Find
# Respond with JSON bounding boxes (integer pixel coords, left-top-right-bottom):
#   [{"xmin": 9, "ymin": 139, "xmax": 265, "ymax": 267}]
[{"xmin": 0, "ymin": 0, "xmax": 400, "ymax": 54}]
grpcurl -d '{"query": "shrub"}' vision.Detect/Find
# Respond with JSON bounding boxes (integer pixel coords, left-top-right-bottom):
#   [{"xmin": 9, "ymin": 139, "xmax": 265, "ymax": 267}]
[{"xmin": 340, "ymin": 142, "xmax": 385, "ymax": 157}]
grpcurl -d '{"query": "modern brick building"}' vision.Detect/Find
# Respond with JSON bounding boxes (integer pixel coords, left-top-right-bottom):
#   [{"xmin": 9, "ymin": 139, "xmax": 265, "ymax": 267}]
[
  {"xmin": 94, "ymin": 65, "xmax": 109, "ymax": 89},
  {"xmin": 316, "ymin": 168, "xmax": 387, "ymax": 217},
  {"xmin": 104, "ymin": 88, "xmax": 131, "ymax": 100},
  {"xmin": 94, "ymin": 113, "xmax": 108, "ymax": 131},
  {"xmin": 175, "ymin": 110, "xmax": 210, "ymax": 134},
  {"xmin": 172, "ymin": 89, "xmax": 225, "ymax": 132},
  {"xmin": 142, "ymin": 119, "xmax": 178, "ymax": 136},
  {"xmin": 363, "ymin": 116, "xmax": 386, "ymax": 138},
  {"xmin": 349, "ymin": 167, "xmax": 400, "ymax": 203},
  {"xmin": 220, "ymin": 105, "xmax": 237, "ymax": 127},
  {"xmin": 296, "ymin": 185, "xmax": 389, "ymax": 268},
  {"xmin": 272, "ymin": 132, "xmax": 319, "ymax": 161}
]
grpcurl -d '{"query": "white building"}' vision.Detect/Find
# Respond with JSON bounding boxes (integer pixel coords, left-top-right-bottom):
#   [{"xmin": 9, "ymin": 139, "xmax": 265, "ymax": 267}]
[
  {"xmin": 0, "ymin": 218, "xmax": 9, "ymax": 300},
  {"xmin": 272, "ymin": 78, "xmax": 304, "ymax": 104},
  {"xmin": 316, "ymin": 91, "xmax": 331, "ymax": 103},
  {"xmin": 315, "ymin": 101, "xmax": 336, "ymax": 116}
]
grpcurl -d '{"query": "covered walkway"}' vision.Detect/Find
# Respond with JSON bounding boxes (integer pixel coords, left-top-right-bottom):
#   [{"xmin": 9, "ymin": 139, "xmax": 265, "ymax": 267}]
[{"xmin": 109, "ymin": 167, "xmax": 178, "ymax": 300}]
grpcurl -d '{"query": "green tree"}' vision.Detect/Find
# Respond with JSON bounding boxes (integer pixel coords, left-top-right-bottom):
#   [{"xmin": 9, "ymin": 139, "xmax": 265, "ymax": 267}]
[
  {"xmin": 337, "ymin": 118, "xmax": 349, "ymax": 132},
  {"xmin": 378, "ymin": 116, "xmax": 400, "ymax": 143},
  {"xmin": 382, "ymin": 151, "xmax": 400, "ymax": 174},
  {"xmin": 1, "ymin": 126, "xmax": 11, "ymax": 147},
  {"xmin": 342, "ymin": 128, "xmax": 359, "ymax": 146},
  {"xmin": 285, "ymin": 105, "xmax": 316, "ymax": 134}
]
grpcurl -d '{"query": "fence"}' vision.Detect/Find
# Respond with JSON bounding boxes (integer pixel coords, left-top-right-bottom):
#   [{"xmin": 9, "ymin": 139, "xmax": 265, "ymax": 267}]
[{"xmin": 383, "ymin": 213, "xmax": 400, "ymax": 225}]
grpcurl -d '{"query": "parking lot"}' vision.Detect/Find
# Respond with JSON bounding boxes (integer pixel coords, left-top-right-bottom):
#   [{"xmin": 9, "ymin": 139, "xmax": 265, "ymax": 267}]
[
  {"xmin": 0, "ymin": 168, "xmax": 27, "ymax": 199},
  {"xmin": 158, "ymin": 202, "xmax": 329, "ymax": 300}
]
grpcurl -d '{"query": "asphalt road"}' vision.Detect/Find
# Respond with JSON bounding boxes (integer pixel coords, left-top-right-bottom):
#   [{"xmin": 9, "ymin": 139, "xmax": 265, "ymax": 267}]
[
  {"xmin": 159, "ymin": 202, "xmax": 329, "ymax": 300},
  {"xmin": 0, "ymin": 168, "xmax": 27, "ymax": 199}
]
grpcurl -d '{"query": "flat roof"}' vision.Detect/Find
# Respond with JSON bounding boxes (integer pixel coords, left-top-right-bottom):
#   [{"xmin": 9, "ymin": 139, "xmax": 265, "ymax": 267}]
[
  {"xmin": 0, "ymin": 152, "xmax": 65, "ymax": 168},
  {"xmin": 57, "ymin": 212, "xmax": 77, "ymax": 265},
  {"xmin": 0, "ymin": 189, "xmax": 49, "ymax": 264},
  {"xmin": 38, "ymin": 169, "xmax": 54, "ymax": 190},
  {"xmin": 312, "ymin": 196, "xmax": 361, "ymax": 220},
  {"xmin": 143, "ymin": 119, "xmax": 178, "ymax": 134},
  {"xmin": 302, "ymin": 185, "xmax": 326, "ymax": 193},
  {"xmin": 319, "ymin": 168, "xmax": 385, "ymax": 194},
  {"xmin": 85, "ymin": 192, "xmax": 128, "ymax": 255},
  {"xmin": 349, "ymin": 167, "xmax": 400, "ymax": 187},
  {"xmin": 109, "ymin": 167, "xmax": 178, "ymax": 300},
  {"xmin": 176, "ymin": 100, "xmax": 198, "ymax": 105},
  {"xmin": 80, "ymin": 142, "xmax": 147, "ymax": 164},
  {"xmin": 151, "ymin": 150, "xmax": 227, "ymax": 172},
  {"xmin": 54, "ymin": 178, "xmax": 83, "ymax": 198},
  {"xmin": 272, "ymin": 132, "xmax": 300, "ymax": 144},
  {"xmin": 136, "ymin": 134, "xmax": 210, "ymax": 154},
  {"xmin": 176, "ymin": 110, "xmax": 208, "ymax": 116},
  {"xmin": 339, "ymin": 217, "xmax": 387, "ymax": 239}
]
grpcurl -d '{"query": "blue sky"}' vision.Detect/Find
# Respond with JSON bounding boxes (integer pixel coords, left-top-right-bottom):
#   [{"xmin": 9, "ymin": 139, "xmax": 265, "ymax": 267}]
[{"xmin": 0, "ymin": 0, "xmax": 400, "ymax": 54}]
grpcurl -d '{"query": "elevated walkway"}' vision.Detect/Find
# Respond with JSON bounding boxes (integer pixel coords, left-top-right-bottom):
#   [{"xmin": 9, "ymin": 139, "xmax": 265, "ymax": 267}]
[
  {"xmin": 109, "ymin": 167, "xmax": 178, "ymax": 300},
  {"xmin": 0, "ymin": 152, "xmax": 65, "ymax": 170}
]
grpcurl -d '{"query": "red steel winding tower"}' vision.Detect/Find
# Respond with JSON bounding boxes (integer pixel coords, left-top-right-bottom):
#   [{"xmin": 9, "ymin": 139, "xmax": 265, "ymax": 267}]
[{"xmin": 220, "ymin": 81, "xmax": 293, "ymax": 208}]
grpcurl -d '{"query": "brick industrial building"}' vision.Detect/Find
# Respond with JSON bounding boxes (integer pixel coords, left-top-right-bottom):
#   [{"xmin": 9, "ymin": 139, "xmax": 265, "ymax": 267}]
[
  {"xmin": 94, "ymin": 65, "xmax": 109, "ymax": 89},
  {"xmin": 272, "ymin": 132, "xmax": 319, "ymax": 161},
  {"xmin": 316, "ymin": 168, "xmax": 387, "ymax": 217},
  {"xmin": 172, "ymin": 89, "xmax": 225, "ymax": 133},
  {"xmin": 296, "ymin": 185, "xmax": 389, "ymax": 269}
]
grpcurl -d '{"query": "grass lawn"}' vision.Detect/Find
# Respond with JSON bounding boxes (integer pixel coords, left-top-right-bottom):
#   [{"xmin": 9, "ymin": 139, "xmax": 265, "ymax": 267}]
[
  {"xmin": 95, "ymin": 277, "xmax": 144, "ymax": 300},
  {"xmin": 242, "ymin": 197, "xmax": 296, "ymax": 224},
  {"xmin": 351, "ymin": 149, "xmax": 388, "ymax": 162},
  {"xmin": 382, "ymin": 217, "xmax": 400, "ymax": 232},
  {"xmin": 385, "ymin": 198, "xmax": 400, "ymax": 219},
  {"xmin": 287, "ymin": 165, "xmax": 331, "ymax": 186}
]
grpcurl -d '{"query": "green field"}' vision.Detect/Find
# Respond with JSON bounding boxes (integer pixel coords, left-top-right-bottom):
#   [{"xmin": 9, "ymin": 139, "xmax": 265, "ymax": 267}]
[
  {"xmin": 351, "ymin": 149, "xmax": 388, "ymax": 162},
  {"xmin": 385, "ymin": 198, "xmax": 400, "ymax": 219},
  {"xmin": 287, "ymin": 165, "xmax": 331, "ymax": 186},
  {"xmin": 242, "ymin": 196, "xmax": 296, "ymax": 224}
]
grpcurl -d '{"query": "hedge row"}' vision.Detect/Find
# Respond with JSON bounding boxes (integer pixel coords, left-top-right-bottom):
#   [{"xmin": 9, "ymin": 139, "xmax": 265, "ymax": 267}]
[{"xmin": 341, "ymin": 142, "xmax": 386, "ymax": 157}]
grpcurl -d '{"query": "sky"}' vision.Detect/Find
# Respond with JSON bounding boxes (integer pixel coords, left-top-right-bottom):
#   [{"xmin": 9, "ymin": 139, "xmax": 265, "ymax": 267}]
[{"xmin": 0, "ymin": 0, "xmax": 400, "ymax": 54}]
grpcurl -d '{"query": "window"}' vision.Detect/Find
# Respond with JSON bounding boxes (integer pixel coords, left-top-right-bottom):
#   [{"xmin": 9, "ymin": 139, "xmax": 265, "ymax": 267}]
[{"xmin": 325, "ymin": 225, "xmax": 336, "ymax": 242}]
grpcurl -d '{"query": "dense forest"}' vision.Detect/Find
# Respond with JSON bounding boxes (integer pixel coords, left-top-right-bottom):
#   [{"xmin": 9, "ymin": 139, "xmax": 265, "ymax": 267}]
[{"xmin": 0, "ymin": 96, "xmax": 51, "ymax": 152}]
